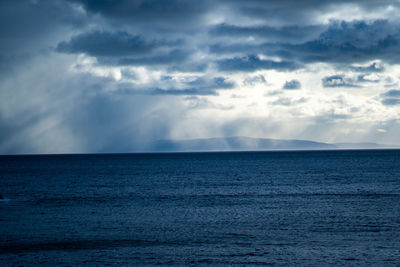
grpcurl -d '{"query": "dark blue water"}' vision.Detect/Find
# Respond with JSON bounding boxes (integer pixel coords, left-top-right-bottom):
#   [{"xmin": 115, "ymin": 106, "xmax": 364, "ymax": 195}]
[{"xmin": 1, "ymin": 150, "xmax": 400, "ymax": 266}]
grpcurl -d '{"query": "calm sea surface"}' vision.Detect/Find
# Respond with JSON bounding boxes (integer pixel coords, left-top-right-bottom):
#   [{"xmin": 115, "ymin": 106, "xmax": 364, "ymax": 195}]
[{"xmin": 1, "ymin": 150, "xmax": 400, "ymax": 266}]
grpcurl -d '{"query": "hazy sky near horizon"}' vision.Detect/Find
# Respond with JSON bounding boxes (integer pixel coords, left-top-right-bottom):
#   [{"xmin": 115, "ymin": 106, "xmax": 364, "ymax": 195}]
[{"xmin": 1, "ymin": 0, "xmax": 400, "ymax": 153}]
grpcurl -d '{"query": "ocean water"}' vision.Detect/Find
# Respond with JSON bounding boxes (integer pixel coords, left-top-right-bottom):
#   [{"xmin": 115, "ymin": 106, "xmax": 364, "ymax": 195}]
[{"xmin": 1, "ymin": 150, "xmax": 400, "ymax": 266}]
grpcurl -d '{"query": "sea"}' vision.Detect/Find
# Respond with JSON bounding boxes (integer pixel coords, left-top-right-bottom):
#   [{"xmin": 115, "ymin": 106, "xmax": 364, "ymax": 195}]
[{"xmin": 1, "ymin": 150, "xmax": 400, "ymax": 266}]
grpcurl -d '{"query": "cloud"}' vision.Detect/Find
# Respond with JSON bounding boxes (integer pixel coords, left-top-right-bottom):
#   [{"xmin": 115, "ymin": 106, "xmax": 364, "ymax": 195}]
[
  {"xmin": 117, "ymin": 49, "xmax": 191, "ymax": 66},
  {"xmin": 270, "ymin": 97, "xmax": 307, "ymax": 106},
  {"xmin": 69, "ymin": 0, "xmax": 400, "ymax": 30},
  {"xmin": 381, "ymin": 89, "xmax": 400, "ymax": 106},
  {"xmin": 57, "ymin": 31, "xmax": 174, "ymax": 57},
  {"xmin": 2, "ymin": 0, "xmax": 400, "ymax": 153},
  {"xmin": 67, "ymin": 0, "xmax": 211, "ymax": 27},
  {"xmin": 209, "ymin": 23, "xmax": 324, "ymax": 43},
  {"xmin": 220, "ymin": 0, "xmax": 400, "ymax": 25},
  {"xmin": 279, "ymin": 20, "xmax": 400, "ymax": 64},
  {"xmin": 0, "ymin": 0, "xmax": 85, "ymax": 53},
  {"xmin": 0, "ymin": 0, "xmax": 86, "ymax": 79},
  {"xmin": 322, "ymin": 75, "xmax": 359, "ymax": 88},
  {"xmin": 243, "ymin": 74, "xmax": 267, "ymax": 86},
  {"xmin": 350, "ymin": 62, "xmax": 385, "ymax": 72},
  {"xmin": 209, "ymin": 20, "xmax": 400, "ymax": 64},
  {"xmin": 185, "ymin": 97, "xmax": 234, "ymax": 110},
  {"xmin": 282, "ymin": 80, "xmax": 301, "ymax": 90},
  {"xmin": 150, "ymin": 88, "xmax": 218, "ymax": 96},
  {"xmin": 217, "ymin": 55, "xmax": 300, "ymax": 72},
  {"xmin": 381, "ymin": 98, "xmax": 400, "ymax": 106},
  {"xmin": 117, "ymin": 76, "xmax": 235, "ymax": 96},
  {"xmin": 57, "ymin": 31, "xmax": 194, "ymax": 67}
]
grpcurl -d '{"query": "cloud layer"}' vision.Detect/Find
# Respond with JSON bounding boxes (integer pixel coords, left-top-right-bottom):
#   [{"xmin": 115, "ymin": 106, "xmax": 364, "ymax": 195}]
[{"xmin": 1, "ymin": 0, "xmax": 400, "ymax": 153}]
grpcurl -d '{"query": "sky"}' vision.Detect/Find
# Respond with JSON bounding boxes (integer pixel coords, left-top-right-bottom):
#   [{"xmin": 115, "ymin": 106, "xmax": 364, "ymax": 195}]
[{"xmin": 1, "ymin": 0, "xmax": 400, "ymax": 153}]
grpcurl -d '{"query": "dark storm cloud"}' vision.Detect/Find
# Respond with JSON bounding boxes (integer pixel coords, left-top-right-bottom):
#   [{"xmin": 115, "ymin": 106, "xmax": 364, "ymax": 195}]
[
  {"xmin": 209, "ymin": 24, "xmax": 324, "ymax": 42},
  {"xmin": 53, "ymin": 2, "xmax": 400, "ymax": 74},
  {"xmin": 117, "ymin": 76, "xmax": 234, "ymax": 96},
  {"xmin": 283, "ymin": 80, "xmax": 301, "ymax": 90},
  {"xmin": 68, "ymin": 0, "xmax": 400, "ymax": 28},
  {"xmin": 51, "ymin": 1, "xmax": 400, "ymax": 72},
  {"xmin": 154, "ymin": 76, "xmax": 235, "ymax": 95},
  {"xmin": 0, "ymin": 0, "xmax": 86, "ymax": 78},
  {"xmin": 222, "ymin": 0, "xmax": 400, "ymax": 24},
  {"xmin": 117, "ymin": 49, "xmax": 190, "ymax": 66},
  {"xmin": 208, "ymin": 43, "xmax": 262, "ymax": 55},
  {"xmin": 67, "ymin": 0, "xmax": 211, "ymax": 27},
  {"xmin": 0, "ymin": 0, "xmax": 84, "ymax": 50},
  {"xmin": 322, "ymin": 75, "xmax": 359, "ymax": 88},
  {"xmin": 283, "ymin": 20, "xmax": 400, "ymax": 63},
  {"xmin": 188, "ymin": 77, "xmax": 234, "ymax": 89},
  {"xmin": 217, "ymin": 55, "xmax": 300, "ymax": 72},
  {"xmin": 210, "ymin": 20, "xmax": 400, "ymax": 65},
  {"xmin": 57, "ymin": 31, "xmax": 176, "ymax": 57},
  {"xmin": 57, "ymin": 31, "xmax": 192, "ymax": 67},
  {"xmin": 356, "ymin": 74, "xmax": 380, "ymax": 83},
  {"xmin": 381, "ymin": 90, "xmax": 400, "ymax": 98}
]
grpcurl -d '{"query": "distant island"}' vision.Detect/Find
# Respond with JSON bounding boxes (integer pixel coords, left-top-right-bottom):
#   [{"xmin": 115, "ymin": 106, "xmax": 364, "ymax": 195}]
[{"xmin": 149, "ymin": 136, "xmax": 395, "ymax": 152}]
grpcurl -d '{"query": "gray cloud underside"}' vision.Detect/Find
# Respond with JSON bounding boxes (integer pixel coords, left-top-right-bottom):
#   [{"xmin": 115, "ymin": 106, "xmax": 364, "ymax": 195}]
[
  {"xmin": 67, "ymin": 0, "xmax": 212, "ymax": 27},
  {"xmin": 57, "ymin": 31, "xmax": 191, "ymax": 66},
  {"xmin": 68, "ymin": 0, "xmax": 399, "ymax": 28},
  {"xmin": 381, "ymin": 90, "xmax": 400, "ymax": 98},
  {"xmin": 271, "ymin": 97, "xmax": 307, "ymax": 106},
  {"xmin": 322, "ymin": 75, "xmax": 360, "ymax": 88},
  {"xmin": 116, "ymin": 50, "xmax": 190, "ymax": 66},
  {"xmin": 381, "ymin": 98, "xmax": 400, "ymax": 106},
  {"xmin": 243, "ymin": 75, "xmax": 267, "ymax": 86},
  {"xmin": 283, "ymin": 80, "xmax": 301, "ymax": 90},
  {"xmin": 210, "ymin": 20, "xmax": 400, "ymax": 64},
  {"xmin": 209, "ymin": 24, "xmax": 325, "ymax": 43},
  {"xmin": 381, "ymin": 89, "xmax": 400, "ymax": 106},
  {"xmin": 356, "ymin": 74, "xmax": 380, "ymax": 83},
  {"xmin": 2, "ymin": 0, "xmax": 400, "ymax": 154},
  {"xmin": 217, "ymin": 55, "xmax": 300, "ymax": 72},
  {"xmin": 221, "ymin": 0, "xmax": 400, "ymax": 25},
  {"xmin": 0, "ymin": 0, "xmax": 86, "ymax": 79},
  {"xmin": 349, "ymin": 62, "xmax": 385, "ymax": 72},
  {"xmin": 54, "ymin": 5, "xmax": 400, "ymax": 71},
  {"xmin": 57, "ymin": 31, "xmax": 177, "ymax": 57},
  {"xmin": 117, "ymin": 77, "xmax": 234, "ymax": 96},
  {"xmin": 51, "ymin": 7, "xmax": 400, "ymax": 75},
  {"xmin": 7, "ymin": 0, "xmax": 399, "ymax": 70},
  {"xmin": 137, "ymin": 88, "xmax": 218, "ymax": 96}
]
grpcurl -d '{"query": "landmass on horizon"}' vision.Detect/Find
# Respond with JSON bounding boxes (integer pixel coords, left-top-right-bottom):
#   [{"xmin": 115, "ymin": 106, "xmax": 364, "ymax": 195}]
[{"xmin": 150, "ymin": 136, "xmax": 396, "ymax": 152}]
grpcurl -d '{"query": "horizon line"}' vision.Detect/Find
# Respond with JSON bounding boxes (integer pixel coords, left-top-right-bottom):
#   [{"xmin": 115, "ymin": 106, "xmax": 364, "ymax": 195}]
[{"xmin": 1, "ymin": 147, "xmax": 400, "ymax": 157}]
